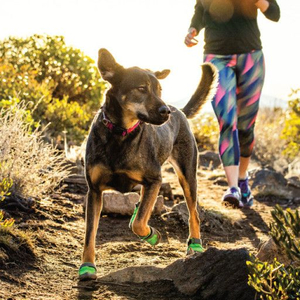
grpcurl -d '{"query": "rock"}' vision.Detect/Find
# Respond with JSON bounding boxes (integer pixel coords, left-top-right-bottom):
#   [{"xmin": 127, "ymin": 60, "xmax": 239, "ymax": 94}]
[
  {"xmin": 273, "ymin": 158, "xmax": 289, "ymax": 174},
  {"xmin": 288, "ymin": 158, "xmax": 300, "ymax": 177},
  {"xmin": 213, "ymin": 177, "xmax": 228, "ymax": 186},
  {"xmin": 257, "ymin": 237, "xmax": 293, "ymax": 267},
  {"xmin": 199, "ymin": 150, "xmax": 221, "ymax": 170},
  {"xmin": 286, "ymin": 176, "xmax": 300, "ymax": 189},
  {"xmin": 153, "ymin": 195, "xmax": 165, "ymax": 215},
  {"xmin": 99, "ymin": 247, "xmax": 255, "ymax": 299},
  {"xmin": 249, "ymin": 167, "xmax": 287, "ymax": 189},
  {"xmin": 171, "ymin": 202, "xmax": 201, "ymax": 225},
  {"xmin": 102, "ymin": 191, "xmax": 164, "ymax": 216},
  {"xmin": 159, "ymin": 182, "xmax": 174, "ymax": 201}
]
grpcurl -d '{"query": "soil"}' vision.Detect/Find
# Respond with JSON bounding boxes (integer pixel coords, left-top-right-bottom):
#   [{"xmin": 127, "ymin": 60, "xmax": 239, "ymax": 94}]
[{"xmin": 0, "ymin": 163, "xmax": 298, "ymax": 300}]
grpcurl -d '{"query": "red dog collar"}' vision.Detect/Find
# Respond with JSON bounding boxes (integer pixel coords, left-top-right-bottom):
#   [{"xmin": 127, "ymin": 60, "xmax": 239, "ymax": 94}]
[{"xmin": 102, "ymin": 111, "xmax": 141, "ymax": 136}]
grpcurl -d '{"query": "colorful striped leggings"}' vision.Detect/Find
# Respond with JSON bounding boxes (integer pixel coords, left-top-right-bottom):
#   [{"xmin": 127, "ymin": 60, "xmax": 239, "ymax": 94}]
[{"xmin": 204, "ymin": 50, "xmax": 265, "ymax": 166}]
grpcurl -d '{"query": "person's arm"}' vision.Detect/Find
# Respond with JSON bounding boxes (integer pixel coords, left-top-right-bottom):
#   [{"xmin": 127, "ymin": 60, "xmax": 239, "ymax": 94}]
[
  {"xmin": 189, "ymin": 1, "xmax": 205, "ymax": 34},
  {"xmin": 185, "ymin": 1, "xmax": 205, "ymax": 47},
  {"xmin": 256, "ymin": 0, "xmax": 280, "ymax": 22}
]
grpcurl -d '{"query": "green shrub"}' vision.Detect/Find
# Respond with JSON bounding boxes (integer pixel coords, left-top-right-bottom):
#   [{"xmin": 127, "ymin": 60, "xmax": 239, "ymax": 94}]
[
  {"xmin": 190, "ymin": 113, "xmax": 219, "ymax": 151},
  {"xmin": 281, "ymin": 90, "xmax": 300, "ymax": 160},
  {"xmin": 0, "ymin": 34, "xmax": 106, "ymax": 144},
  {"xmin": 247, "ymin": 205, "xmax": 300, "ymax": 300}
]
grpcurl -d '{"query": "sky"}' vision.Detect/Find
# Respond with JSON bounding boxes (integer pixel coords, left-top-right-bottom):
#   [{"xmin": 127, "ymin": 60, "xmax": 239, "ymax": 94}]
[{"xmin": 1, "ymin": 0, "xmax": 299, "ymax": 110}]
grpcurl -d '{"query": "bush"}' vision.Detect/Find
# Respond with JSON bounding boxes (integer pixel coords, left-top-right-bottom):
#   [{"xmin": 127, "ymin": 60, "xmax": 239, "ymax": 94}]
[
  {"xmin": 0, "ymin": 34, "xmax": 106, "ymax": 145},
  {"xmin": 0, "ymin": 103, "xmax": 71, "ymax": 201},
  {"xmin": 253, "ymin": 107, "xmax": 287, "ymax": 167},
  {"xmin": 190, "ymin": 113, "xmax": 219, "ymax": 151},
  {"xmin": 281, "ymin": 90, "xmax": 300, "ymax": 160},
  {"xmin": 247, "ymin": 205, "xmax": 300, "ymax": 300}
]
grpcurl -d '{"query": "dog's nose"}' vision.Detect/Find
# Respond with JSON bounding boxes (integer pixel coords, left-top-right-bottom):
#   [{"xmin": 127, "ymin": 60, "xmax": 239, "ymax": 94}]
[{"xmin": 158, "ymin": 105, "xmax": 171, "ymax": 117}]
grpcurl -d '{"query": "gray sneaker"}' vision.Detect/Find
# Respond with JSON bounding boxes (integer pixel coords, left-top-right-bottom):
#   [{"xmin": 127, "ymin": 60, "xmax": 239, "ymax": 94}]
[{"xmin": 222, "ymin": 187, "xmax": 243, "ymax": 208}]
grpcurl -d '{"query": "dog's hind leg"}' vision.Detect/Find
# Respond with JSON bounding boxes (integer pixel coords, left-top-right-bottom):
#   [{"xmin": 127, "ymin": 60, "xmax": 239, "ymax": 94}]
[
  {"xmin": 131, "ymin": 181, "xmax": 162, "ymax": 245},
  {"xmin": 79, "ymin": 188, "xmax": 103, "ymax": 280}
]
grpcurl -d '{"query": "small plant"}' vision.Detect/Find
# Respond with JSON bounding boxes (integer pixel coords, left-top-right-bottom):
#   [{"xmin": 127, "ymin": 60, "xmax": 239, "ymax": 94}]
[
  {"xmin": 0, "ymin": 167, "xmax": 14, "ymax": 228},
  {"xmin": 0, "ymin": 102, "xmax": 71, "ymax": 202},
  {"xmin": 247, "ymin": 205, "xmax": 300, "ymax": 300},
  {"xmin": 281, "ymin": 89, "xmax": 300, "ymax": 160},
  {"xmin": 0, "ymin": 210, "xmax": 14, "ymax": 228}
]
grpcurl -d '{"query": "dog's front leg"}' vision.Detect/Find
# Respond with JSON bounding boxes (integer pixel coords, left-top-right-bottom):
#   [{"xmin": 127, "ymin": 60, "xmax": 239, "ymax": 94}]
[
  {"xmin": 131, "ymin": 181, "xmax": 162, "ymax": 245},
  {"xmin": 79, "ymin": 189, "xmax": 103, "ymax": 280}
]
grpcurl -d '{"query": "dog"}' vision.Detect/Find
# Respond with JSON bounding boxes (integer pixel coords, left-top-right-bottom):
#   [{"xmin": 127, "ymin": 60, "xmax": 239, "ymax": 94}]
[{"xmin": 79, "ymin": 48, "xmax": 218, "ymax": 280}]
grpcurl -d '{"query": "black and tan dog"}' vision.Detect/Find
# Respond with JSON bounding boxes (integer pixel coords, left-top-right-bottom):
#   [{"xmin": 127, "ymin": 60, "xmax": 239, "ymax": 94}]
[{"xmin": 79, "ymin": 49, "xmax": 218, "ymax": 280}]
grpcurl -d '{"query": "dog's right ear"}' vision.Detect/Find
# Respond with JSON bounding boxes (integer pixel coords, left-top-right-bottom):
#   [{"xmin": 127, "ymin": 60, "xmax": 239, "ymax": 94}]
[{"xmin": 98, "ymin": 48, "xmax": 124, "ymax": 84}]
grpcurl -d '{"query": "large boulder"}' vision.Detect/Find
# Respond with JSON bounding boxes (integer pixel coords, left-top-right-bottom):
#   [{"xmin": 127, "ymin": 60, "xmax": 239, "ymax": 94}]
[
  {"xmin": 249, "ymin": 167, "xmax": 287, "ymax": 189},
  {"xmin": 102, "ymin": 191, "xmax": 164, "ymax": 216},
  {"xmin": 99, "ymin": 247, "xmax": 255, "ymax": 299}
]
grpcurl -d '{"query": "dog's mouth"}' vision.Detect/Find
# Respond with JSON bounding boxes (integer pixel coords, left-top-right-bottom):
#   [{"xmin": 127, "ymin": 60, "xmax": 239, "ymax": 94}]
[{"xmin": 137, "ymin": 112, "xmax": 170, "ymax": 125}]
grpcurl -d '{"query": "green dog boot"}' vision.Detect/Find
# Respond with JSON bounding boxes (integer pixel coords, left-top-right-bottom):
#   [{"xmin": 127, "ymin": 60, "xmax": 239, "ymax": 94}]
[
  {"xmin": 140, "ymin": 226, "xmax": 161, "ymax": 246},
  {"xmin": 129, "ymin": 202, "xmax": 140, "ymax": 229},
  {"xmin": 78, "ymin": 262, "xmax": 97, "ymax": 281},
  {"xmin": 186, "ymin": 238, "xmax": 204, "ymax": 255}
]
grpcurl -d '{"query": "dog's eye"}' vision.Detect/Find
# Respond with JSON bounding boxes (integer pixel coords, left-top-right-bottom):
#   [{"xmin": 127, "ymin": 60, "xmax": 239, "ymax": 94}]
[{"xmin": 137, "ymin": 86, "xmax": 147, "ymax": 93}]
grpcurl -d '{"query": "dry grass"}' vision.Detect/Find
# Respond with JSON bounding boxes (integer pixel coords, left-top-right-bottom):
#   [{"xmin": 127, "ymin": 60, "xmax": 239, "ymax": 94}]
[
  {"xmin": 253, "ymin": 107, "xmax": 287, "ymax": 167},
  {"xmin": 0, "ymin": 103, "xmax": 71, "ymax": 201}
]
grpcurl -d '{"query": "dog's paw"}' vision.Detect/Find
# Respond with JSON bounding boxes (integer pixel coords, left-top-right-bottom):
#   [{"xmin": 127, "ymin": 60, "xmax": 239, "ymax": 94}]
[
  {"xmin": 78, "ymin": 262, "xmax": 97, "ymax": 281},
  {"xmin": 186, "ymin": 238, "xmax": 204, "ymax": 255},
  {"xmin": 141, "ymin": 227, "xmax": 161, "ymax": 246}
]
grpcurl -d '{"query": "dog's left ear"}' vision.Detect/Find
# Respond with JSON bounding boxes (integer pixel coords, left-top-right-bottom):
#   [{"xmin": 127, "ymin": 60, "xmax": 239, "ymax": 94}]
[
  {"xmin": 154, "ymin": 69, "xmax": 170, "ymax": 80},
  {"xmin": 98, "ymin": 48, "xmax": 124, "ymax": 84}
]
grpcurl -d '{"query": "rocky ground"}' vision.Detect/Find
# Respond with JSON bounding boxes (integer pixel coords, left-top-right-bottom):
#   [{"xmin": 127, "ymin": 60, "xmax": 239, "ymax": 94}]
[{"xmin": 0, "ymin": 154, "xmax": 299, "ymax": 300}]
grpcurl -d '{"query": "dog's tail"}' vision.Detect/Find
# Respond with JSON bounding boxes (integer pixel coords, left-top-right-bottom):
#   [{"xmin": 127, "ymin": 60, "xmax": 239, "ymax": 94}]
[{"xmin": 182, "ymin": 63, "xmax": 218, "ymax": 119}]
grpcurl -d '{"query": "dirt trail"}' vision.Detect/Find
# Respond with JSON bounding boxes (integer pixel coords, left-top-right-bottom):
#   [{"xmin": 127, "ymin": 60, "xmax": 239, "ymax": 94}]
[{"xmin": 0, "ymin": 164, "xmax": 288, "ymax": 300}]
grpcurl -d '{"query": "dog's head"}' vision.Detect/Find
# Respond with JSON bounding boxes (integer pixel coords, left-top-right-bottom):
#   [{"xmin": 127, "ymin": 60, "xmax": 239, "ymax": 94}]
[{"xmin": 98, "ymin": 48, "xmax": 171, "ymax": 125}]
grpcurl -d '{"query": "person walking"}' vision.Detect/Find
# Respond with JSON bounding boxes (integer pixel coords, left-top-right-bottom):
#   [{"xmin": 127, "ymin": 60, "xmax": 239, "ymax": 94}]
[{"xmin": 185, "ymin": 0, "xmax": 280, "ymax": 208}]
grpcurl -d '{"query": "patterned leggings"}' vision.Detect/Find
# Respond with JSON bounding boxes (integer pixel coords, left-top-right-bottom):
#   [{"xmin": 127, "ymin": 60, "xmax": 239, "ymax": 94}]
[{"xmin": 204, "ymin": 50, "xmax": 265, "ymax": 166}]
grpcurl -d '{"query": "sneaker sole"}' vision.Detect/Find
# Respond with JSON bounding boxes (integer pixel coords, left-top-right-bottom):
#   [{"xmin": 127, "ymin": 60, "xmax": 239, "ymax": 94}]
[{"xmin": 223, "ymin": 196, "xmax": 242, "ymax": 208}]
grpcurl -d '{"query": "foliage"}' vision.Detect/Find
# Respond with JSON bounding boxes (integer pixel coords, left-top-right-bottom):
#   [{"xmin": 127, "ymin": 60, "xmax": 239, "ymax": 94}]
[
  {"xmin": 253, "ymin": 107, "xmax": 287, "ymax": 167},
  {"xmin": 0, "ymin": 168, "xmax": 12, "ymax": 202},
  {"xmin": 270, "ymin": 205, "xmax": 300, "ymax": 261},
  {"xmin": 190, "ymin": 113, "xmax": 219, "ymax": 151},
  {"xmin": 0, "ymin": 211, "xmax": 14, "ymax": 228},
  {"xmin": 281, "ymin": 89, "xmax": 300, "ymax": 160},
  {"xmin": 0, "ymin": 168, "xmax": 14, "ymax": 228},
  {"xmin": 0, "ymin": 103, "xmax": 71, "ymax": 201},
  {"xmin": 247, "ymin": 205, "xmax": 300, "ymax": 300},
  {"xmin": 0, "ymin": 34, "xmax": 106, "ymax": 144}
]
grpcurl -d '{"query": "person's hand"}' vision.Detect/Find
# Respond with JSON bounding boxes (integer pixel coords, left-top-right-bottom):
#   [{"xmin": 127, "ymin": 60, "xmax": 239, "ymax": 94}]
[
  {"xmin": 184, "ymin": 28, "xmax": 198, "ymax": 47},
  {"xmin": 255, "ymin": 0, "xmax": 269, "ymax": 12}
]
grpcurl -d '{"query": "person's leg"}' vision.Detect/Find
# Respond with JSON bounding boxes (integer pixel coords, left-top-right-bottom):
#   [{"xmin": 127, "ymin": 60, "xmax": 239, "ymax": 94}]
[
  {"xmin": 236, "ymin": 50, "xmax": 265, "ymax": 206},
  {"xmin": 239, "ymin": 156, "xmax": 251, "ymax": 179},
  {"xmin": 204, "ymin": 54, "xmax": 242, "ymax": 207}
]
